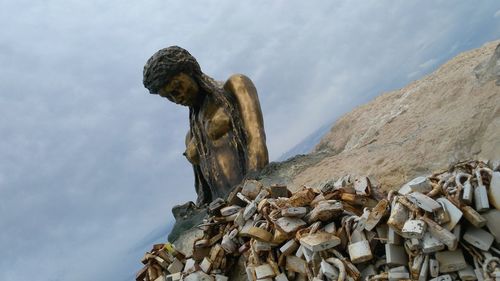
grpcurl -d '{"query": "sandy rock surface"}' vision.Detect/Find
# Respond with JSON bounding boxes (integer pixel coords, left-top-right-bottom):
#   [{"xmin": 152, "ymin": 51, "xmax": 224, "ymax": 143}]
[{"xmin": 289, "ymin": 40, "xmax": 500, "ymax": 192}]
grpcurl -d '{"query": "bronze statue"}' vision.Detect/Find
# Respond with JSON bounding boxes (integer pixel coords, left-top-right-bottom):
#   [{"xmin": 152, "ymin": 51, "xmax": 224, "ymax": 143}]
[{"xmin": 143, "ymin": 46, "xmax": 269, "ymax": 205}]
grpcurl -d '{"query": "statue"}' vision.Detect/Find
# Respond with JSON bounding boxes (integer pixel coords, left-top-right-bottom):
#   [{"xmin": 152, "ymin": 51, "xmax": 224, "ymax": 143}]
[{"xmin": 143, "ymin": 46, "xmax": 269, "ymax": 205}]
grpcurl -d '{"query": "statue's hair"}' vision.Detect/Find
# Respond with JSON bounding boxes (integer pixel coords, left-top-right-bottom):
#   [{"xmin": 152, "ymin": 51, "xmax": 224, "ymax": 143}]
[
  {"xmin": 143, "ymin": 46, "xmax": 202, "ymax": 94},
  {"xmin": 143, "ymin": 46, "xmax": 231, "ymax": 100}
]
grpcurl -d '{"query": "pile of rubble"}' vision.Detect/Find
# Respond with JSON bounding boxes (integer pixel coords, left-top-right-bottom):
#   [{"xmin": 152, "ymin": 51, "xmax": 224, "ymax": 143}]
[{"xmin": 137, "ymin": 160, "xmax": 500, "ymax": 281}]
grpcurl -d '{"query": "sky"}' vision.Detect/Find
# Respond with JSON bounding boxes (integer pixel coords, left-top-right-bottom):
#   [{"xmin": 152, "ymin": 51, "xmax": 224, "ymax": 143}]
[{"xmin": 1, "ymin": 1, "xmax": 499, "ymax": 280}]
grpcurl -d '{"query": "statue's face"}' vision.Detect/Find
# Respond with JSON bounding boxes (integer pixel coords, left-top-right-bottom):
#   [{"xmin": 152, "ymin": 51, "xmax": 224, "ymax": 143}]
[{"xmin": 159, "ymin": 73, "xmax": 200, "ymax": 107}]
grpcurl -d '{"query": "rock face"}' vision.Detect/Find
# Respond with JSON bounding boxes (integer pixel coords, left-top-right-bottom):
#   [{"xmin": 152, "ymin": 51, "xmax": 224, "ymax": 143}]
[
  {"xmin": 288, "ymin": 40, "xmax": 500, "ymax": 192},
  {"xmin": 475, "ymin": 42, "xmax": 500, "ymax": 85},
  {"xmin": 169, "ymin": 201, "xmax": 207, "ymax": 242}
]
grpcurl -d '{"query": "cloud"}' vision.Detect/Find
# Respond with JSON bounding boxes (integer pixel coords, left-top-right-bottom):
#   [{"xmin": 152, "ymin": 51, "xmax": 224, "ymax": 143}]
[
  {"xmin": 407, "ymin": 71, "xmax": 421, "ymax": 79},
  {"xmin": 1, "ymin": 0, "xmax": 500, "ymax": 280},
  {"xmin": 495, "ymin": 9, "xmax": 500, "ymax": 18},
  {"xmin": 419, "ymin": 58, "xmax": 438, "ymax": 69}
]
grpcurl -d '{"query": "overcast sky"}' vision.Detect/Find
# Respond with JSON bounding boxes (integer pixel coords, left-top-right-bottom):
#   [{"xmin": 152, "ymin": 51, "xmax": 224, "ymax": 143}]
[{"xmin": 1, "ymin": 1, "xmax": 499, "ymax": 280}]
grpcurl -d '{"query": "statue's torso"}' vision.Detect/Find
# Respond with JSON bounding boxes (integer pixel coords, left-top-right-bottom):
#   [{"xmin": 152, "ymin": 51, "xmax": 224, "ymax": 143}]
[{"xmin": 189, "ymin": 95, "xmax": 245, "ymax": 200}]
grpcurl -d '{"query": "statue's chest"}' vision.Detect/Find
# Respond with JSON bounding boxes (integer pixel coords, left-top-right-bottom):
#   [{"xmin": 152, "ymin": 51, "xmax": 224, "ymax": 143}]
[
  {"xmin": 196, "ymin": 99, "xmax": 233, "ymax": 143},
  {"xmin": 186, "ymin": 97, "xmax": 240, "ymax": 167}
]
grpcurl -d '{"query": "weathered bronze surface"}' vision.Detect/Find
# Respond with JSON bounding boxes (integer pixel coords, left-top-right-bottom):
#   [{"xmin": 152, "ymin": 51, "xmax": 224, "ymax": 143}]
[{"xmin": 143, "ymin": 46, "xmax": 269, "ymax": 205}]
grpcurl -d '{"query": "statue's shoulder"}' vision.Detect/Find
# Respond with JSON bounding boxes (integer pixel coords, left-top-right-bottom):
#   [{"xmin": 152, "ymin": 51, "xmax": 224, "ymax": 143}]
[
  {"xmin": 223, "ymin": 75, "xmax": 260, "ymax": 117},
  {"xmin": 223, "ymin": 74, "xmax": 258, "ymax": 101},
  {"xmin": 224, "ymin": 74, "xmax": 255, "ymax": 91}
]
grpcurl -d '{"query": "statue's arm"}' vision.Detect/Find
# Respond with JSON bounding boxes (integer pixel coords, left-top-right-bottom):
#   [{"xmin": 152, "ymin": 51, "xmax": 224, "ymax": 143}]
[{"xmin": 224, "ymin": 74, "xmax": 269, "ymax": 172}]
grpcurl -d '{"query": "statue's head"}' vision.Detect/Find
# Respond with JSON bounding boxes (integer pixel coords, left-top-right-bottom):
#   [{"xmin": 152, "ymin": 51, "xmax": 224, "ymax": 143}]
[{"xmin": 143, "ymin": 46, "xmax": 202, "ymax": 107}]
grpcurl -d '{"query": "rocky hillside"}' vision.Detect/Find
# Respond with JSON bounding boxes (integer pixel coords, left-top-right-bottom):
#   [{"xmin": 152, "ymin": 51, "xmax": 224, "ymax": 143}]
[{"xmin": 261, "ymin": 40, "xmax": 499, "ymax": 193}]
